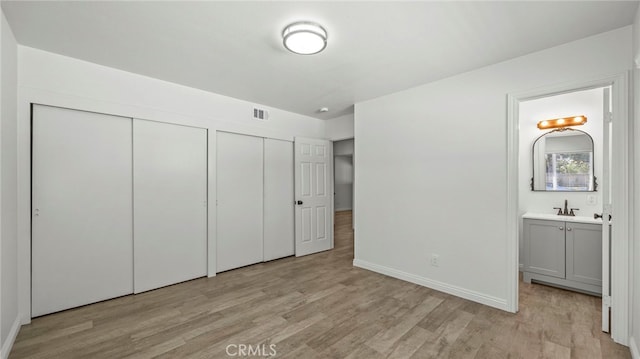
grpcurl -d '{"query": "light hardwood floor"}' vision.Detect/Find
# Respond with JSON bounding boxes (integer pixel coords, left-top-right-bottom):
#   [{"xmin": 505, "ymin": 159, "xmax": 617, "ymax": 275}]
[{"xmin": 10, "ymin": 211, "xmax": 630, "ymax": 358}]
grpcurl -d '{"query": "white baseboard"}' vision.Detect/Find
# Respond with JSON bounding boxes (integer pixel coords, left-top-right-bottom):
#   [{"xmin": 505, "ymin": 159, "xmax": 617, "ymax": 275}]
[
  {"xmin": 335, "ymin": 208, "xmax": 352, "ymax": 212},
  {"xmin": 353, "ymin": 259, "xmax": 508, "ymax": 311},
  {"xmin": 1, "ymin": 316, "xmax": 21, "ymax": 359},
  {"xmin": 630, "ymin": 336, "xmax": 639, "ymax": 359}
]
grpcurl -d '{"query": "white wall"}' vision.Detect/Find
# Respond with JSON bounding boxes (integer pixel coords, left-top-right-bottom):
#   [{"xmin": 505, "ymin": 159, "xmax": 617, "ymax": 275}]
[
  {"xmin": 631, "ymin": 4, "xmax": 640, "ymax": 358},
  {"xmin": 354, "ymin": 27, "xmax": 632, "ymax": 311},
  {"xmin": 518, "ymin": 88, "xmax": 604, "ymax": 266},
  {"xmin": 15, "ymin": 46, "xmax": 326, "ymax": 323},
  {"xmin": 0, "ymin": 8, "xmax": 19, "ymax": 359},
  {"xmin": 325, "ymin": 114, "xmax": 354, "ymax": 140}
]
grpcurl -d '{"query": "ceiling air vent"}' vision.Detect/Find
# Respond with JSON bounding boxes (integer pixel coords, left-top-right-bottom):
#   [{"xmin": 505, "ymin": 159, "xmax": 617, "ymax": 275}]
[{"xmin": 253, "ymin": 107, "xmax": 269, "ymax": 121}]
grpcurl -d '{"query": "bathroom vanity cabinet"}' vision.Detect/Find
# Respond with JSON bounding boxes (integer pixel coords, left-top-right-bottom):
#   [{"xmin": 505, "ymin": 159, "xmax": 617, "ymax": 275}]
[{"xmin": 522, "ymin": 214, "xmax": 602, "ymax": 295}]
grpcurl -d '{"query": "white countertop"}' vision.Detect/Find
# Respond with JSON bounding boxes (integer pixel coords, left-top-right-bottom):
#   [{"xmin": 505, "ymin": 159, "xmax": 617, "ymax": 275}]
[{"xmin": 522, "ymin": 212, "xmax": 604, "ymax": 225}]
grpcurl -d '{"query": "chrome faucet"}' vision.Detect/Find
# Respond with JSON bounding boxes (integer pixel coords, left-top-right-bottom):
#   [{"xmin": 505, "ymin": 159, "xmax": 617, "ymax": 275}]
[{"xmin": 554, "ymin": 199, "xmax": 579, "ymax": 216}]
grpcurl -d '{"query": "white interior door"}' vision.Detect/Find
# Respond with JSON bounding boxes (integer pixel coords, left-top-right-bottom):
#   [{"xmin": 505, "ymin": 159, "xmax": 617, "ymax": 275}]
[
  {"xmin": 264, "ymin": 139, "xmax": 295, "ymax": 261},
  {"xmin": 216, "ymin": 132, "xmax": 263, "ymax": 272},
  {"xmin": 32, "ymin": 105, "xmax": 133, "ymax": 317},
  {"xmin": 601, "ymin": 87, "xmax": 612, "ymax": 333},
  {"xmin": 133, "ymin": 120, "xmax": 207, "ymax": 293},
  {"xmin": 294, "ymin": 137, "xmax": 333, "ymax": 256}
]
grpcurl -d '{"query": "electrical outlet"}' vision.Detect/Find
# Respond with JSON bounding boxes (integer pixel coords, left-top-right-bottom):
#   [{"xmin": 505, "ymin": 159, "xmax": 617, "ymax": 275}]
[
  {"xmin": 430, "ymin": 254, "xmax": 440, "ymax": 267},
  {"xmin": 587, "ymin": 194, "xmax": 597, "ymax": 205}
]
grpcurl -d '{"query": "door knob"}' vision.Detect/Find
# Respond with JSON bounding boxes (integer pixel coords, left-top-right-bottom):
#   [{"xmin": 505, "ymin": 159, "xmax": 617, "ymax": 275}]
[
  {"xmin": 594, "ymin": 213, "xmax": 611, "ymax": 220},
  {"xmin": 296, "ymin": 200, "xmax": 303, "ymax": 205}
]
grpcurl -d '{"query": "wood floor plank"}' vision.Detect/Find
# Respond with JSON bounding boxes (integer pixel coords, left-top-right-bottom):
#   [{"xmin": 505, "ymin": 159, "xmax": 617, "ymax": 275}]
[
  {"xmin": 543, "ymin": 340, "xmax": 571, "ymax": 359},
  {"xmin": 271, "ymin": 313, "xmax": 327, "ymax": 344},
  {"xmin": 409, "ymin": 310, "xmax": 474, "ymax": 358},
  {"xmin": 9, "ymin": 211, "xmax": 631, "ymax": 359},
  {"xmin": 318, "ymin": 321, "xmax": 385, "ymax": 358},
  {"xmin": 366, "ymin": 295, "xmax": 443, "ymax": 355},
  {"xmin": 385, "ymin": 326, "xmax": 433, "ymax": 359}
]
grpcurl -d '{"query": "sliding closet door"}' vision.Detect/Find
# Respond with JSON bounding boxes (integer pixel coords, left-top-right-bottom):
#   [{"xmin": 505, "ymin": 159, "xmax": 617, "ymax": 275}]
[
  {"xmin": 32, "ymin": 105, "xmax": 133, "ymax": 317},
  {"xmin": 133, "ymin": 120, "xmax": 207, "ymax": 293},
  {"xmin": 216, "ymin": 132, "xmax": 263, "ymax": 272},
  {"xmin": 264, "ymin": 139, "xmax": 295, "ymax": 261}
]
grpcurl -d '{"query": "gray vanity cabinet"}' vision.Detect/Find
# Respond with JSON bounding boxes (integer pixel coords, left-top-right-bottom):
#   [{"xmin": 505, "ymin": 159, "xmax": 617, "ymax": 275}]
[
  {"xmin": 523, "ymin": 218, "xmax": 602, "ymax": 295},
  {"xmin": 523, "ymin": 219, "xmax": 565, "ymax": 279},
  {"xmin": 565, "ymin": 222, "xmax": 602, "ymax": 287}
]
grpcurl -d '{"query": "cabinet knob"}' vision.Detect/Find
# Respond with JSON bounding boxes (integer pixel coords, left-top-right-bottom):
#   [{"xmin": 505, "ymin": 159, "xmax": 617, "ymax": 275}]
[
  {"xmin": 559, "ymin": 226, "xmax": 564, "ymax": 230},
  {"xmin": 567, "ymin": 227, "xmax": 572, "ymax": 231}
]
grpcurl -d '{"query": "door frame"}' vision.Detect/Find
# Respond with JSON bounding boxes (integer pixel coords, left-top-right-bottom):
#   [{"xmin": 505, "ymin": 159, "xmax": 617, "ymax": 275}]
[{"xmin": 506, "ymin": 72, "xmax": 631, "ymax": 345}]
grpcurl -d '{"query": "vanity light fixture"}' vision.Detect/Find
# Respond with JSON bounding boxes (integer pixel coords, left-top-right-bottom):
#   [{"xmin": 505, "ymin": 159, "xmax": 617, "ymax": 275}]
[
  {"xmin": 537, "ymin": 115, "xmax": 587, "ymax": 130},
  {"xmin": 282, "ymin": 21, "xmax": 327, "ymax": 55}
]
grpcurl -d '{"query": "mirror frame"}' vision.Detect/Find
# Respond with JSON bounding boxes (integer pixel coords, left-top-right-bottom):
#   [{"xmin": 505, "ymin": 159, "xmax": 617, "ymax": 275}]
[{"xmin": 530, "ymin": 128, "xmax": 597, "ymax": 192}]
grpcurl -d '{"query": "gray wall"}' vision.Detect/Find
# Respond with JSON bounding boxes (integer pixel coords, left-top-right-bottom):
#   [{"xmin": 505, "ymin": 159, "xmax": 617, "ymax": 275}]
[
  {"xmin": 632, "ymin": 3, "xmax": 640, "ymax": 356},
  {"xmin": 334, "ymin": 138, "xmax": 354, "ymax": 156},
  {"xmin": 334, "ymin": 155, "xmax": 353, "ymax": 210},
  {"xmin": 325, "ymin": 114, "xmax": 354, "ymax": 141},
  {"xmin": 334, "ymin": 139, "xmax": 354, "ymax": 211},
  {"xmin": 1, "ymin": 7, "xmax": 19, "ymax": 354}
]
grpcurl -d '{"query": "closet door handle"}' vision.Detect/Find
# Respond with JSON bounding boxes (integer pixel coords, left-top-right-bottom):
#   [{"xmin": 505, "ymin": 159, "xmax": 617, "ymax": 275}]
[{"xmin": 296, "ymin": 200, "xmax": 303, "ymax": 205}]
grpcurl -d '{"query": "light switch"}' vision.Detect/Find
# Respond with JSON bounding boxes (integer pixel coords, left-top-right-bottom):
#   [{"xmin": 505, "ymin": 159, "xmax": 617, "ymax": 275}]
[{"xmin": 587, "ymin": 194, "xmax": 597, "ymax": 205}]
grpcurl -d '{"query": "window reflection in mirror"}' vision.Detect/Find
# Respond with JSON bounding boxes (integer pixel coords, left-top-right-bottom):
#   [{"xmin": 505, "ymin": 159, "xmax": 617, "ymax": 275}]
[
  {"xmin": 545, "ymin": 152, "xmax": 592, "ymax": 190},
  {"xmin": 531, "ymin": 128, "xmax": 596, "ymax": 191}
]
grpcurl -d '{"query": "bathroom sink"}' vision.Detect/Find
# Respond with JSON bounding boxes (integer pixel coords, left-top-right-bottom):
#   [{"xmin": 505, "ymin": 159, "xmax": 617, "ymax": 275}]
[{"xmin": 522, "ymin": 212, "xmax": 604, "ymax": 224}]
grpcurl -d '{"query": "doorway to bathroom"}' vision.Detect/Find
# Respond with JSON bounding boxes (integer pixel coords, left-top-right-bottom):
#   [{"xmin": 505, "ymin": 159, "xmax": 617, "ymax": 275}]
[{"xmin": 506, "ymin": 73, "xmax": 631, "ymax": 346}]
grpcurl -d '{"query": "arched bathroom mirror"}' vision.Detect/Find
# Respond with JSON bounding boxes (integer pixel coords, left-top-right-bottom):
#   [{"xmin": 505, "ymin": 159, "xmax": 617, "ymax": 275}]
[{"xmin": 531, "ymin": 128, "xmax": 597, "ymax": 191}]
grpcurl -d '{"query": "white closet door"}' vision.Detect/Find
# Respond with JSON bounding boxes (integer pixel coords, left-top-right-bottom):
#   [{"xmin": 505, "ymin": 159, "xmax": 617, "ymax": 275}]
[
  {"xmin": 133, "ymin": 120, "xmax": 207, "ymax": 293},
  {"xmin": 216, "ymin": 132, "xmax": 263, "ymax": 272},
  {"xmin": 32, "ymin": 105, "xmax": 133, "ymax": 317},
  {"xmin": 264, "ymin": 139, "xmax": 295, "ymax": 261}
]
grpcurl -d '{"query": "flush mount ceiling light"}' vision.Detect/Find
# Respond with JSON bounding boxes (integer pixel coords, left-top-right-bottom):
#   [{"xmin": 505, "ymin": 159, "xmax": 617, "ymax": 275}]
[
  {"xmin": 282, "ymin": 21, "xmax": 327, "ymax": 55},
  {"xmin": 537, "ymin": 115, "xmax": 587, "ymax": 130}
]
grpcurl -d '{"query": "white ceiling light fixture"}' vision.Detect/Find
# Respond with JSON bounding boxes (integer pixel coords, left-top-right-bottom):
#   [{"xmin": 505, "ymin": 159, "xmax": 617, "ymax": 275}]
[{"xmin": 282, "ymin": 21, "xmax": 327, "ymax": 55}]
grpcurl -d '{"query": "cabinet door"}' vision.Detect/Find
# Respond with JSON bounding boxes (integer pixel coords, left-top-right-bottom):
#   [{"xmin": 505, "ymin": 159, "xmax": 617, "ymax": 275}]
[
  {"xmin": 216, "ymin": 132, "xmax": 264, "ymax": 272},
  {"xmin": 523, "ymin": 219, "xmax": 565, "ymax": 279},
  {"xmin": 133, "ymin": 120, "xmax": 208, "ymax": 293},
  {"xmin": 566, "ymin": 222, "xmax": 602, "ymax": 286},
  {"xmin": 32, "ymin": 105, "xmax": 133, "ymax": 316}
]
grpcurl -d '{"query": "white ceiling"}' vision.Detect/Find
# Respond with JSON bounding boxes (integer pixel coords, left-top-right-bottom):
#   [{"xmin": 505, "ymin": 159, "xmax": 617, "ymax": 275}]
[{"xmin": 2, "ymin": 1, "xmax": 638, "ymax": 120}]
